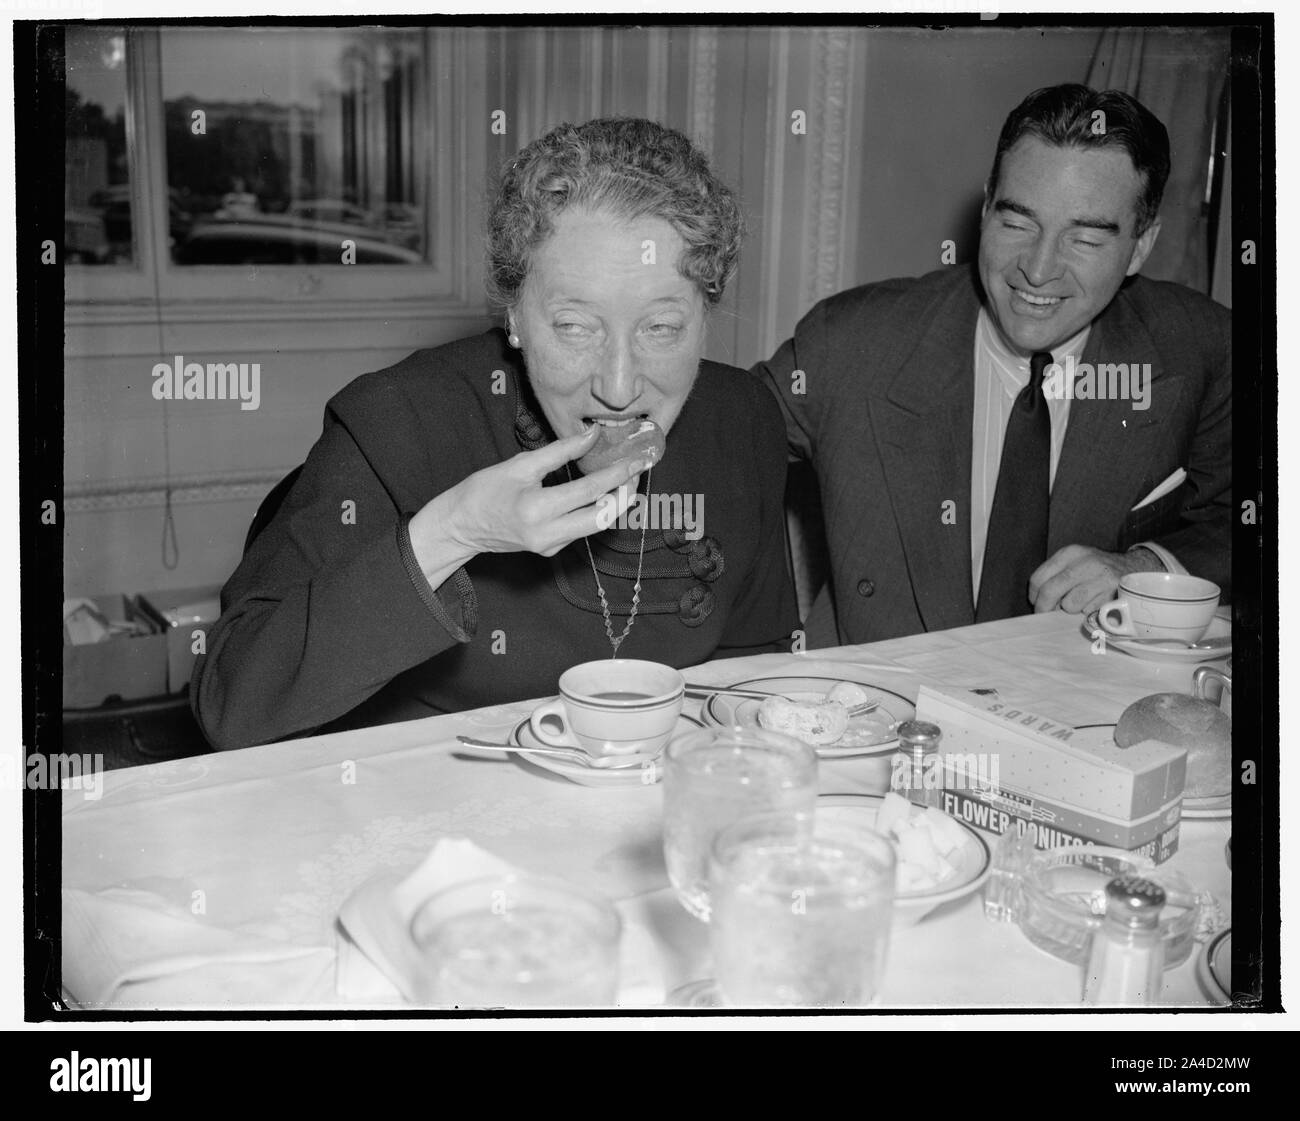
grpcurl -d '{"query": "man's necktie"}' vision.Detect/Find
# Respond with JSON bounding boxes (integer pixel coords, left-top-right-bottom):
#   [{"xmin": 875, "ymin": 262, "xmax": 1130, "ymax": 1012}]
[{"xmin": 975, "ymin": 350, "xmax": 1054, "ymax": 622}]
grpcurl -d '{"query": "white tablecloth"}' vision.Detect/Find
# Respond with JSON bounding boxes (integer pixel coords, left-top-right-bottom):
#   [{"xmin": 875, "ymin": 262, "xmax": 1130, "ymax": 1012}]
[{"xmin": 61, "ymin": 612, "xmax": 1232, "ymax": 1009}]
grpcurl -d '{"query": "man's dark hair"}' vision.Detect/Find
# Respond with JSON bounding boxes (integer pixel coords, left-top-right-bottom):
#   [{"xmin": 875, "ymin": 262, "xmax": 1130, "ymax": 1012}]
[{"xmin": 987, "ymin": 84, "xmax": 1171, "ymax": 235}]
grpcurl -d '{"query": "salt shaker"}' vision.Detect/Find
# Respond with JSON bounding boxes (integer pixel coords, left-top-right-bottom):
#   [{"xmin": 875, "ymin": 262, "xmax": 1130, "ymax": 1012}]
[
  {"xmin": 894, "ymin": 719, "xmax": 943, "ymax": 807},
  {"xmin": 1082, "ymin": 875, "xmax": 1166, "ymax": 1005}
]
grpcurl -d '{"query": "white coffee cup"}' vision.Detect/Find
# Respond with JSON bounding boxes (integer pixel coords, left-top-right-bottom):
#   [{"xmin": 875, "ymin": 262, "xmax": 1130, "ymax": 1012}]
[
  {"xmin": 530, "ymin": 659, "xmax": 685, "ymax": 756},
  {"xmin": 1097, "ymin": 572, "xmax": 1220, "ymax": 643}
]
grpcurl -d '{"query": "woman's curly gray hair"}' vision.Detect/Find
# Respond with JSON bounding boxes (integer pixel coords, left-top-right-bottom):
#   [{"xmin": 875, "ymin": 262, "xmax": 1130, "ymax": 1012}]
[{"xmin": 487, "ymin": 117, "xmax": 744, "ymax": 308}]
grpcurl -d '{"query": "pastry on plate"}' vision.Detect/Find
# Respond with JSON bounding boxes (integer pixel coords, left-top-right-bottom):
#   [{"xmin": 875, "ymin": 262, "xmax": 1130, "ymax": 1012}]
[{"xmin": 757, "ymin": 695, "xmax": 849, "ymax": 746}]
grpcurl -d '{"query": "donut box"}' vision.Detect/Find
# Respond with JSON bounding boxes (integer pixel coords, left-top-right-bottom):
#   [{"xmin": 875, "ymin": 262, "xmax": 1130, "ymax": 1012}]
[
  {"xmin": 913, "ymin": 685, "xmax": 1187, "ymax": 864},
  {"xmin": 935, "ymin": 790, "xmax": 1181, "ymax": 865}
]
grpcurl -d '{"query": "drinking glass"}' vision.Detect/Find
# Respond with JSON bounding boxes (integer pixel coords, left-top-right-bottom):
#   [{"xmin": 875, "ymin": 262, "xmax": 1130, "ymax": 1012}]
[
  {"xmin": 663, "ymin": 726, "xmax": 818, "ymax": 921},
  {"xmin": 408, "ymin": 874, "xmax": 621, "ymax": 1007},
  {"xmin": 708, "ymin": 809, "xmax": 896, "ymax": 1007}
]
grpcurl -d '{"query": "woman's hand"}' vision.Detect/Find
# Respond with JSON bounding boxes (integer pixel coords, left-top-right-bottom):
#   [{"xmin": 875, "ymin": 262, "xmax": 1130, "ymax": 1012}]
[{"xmin": 408, "ymin": 427, "xmax": 649, "ymax": 586}]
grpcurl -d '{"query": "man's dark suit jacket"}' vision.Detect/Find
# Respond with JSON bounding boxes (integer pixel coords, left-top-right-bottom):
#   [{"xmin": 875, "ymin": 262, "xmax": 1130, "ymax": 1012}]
[{"xmin": 753, "ymin": 265, "xmax": 1232, "ymax": 646}]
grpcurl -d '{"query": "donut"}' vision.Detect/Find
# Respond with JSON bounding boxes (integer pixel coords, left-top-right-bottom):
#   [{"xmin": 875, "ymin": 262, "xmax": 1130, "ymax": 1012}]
[
  {"xmin": 756, "ymin": 696, "xmax": 849, "ymax": 747},
  {"xmin": 577, "ymin": 418, "xmax": 667, "ymax": 475}
]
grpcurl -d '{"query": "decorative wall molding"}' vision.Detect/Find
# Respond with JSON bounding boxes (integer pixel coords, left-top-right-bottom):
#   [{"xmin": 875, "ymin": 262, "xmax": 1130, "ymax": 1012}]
[
  {"xmin": 582, "ymin": 28, "xmax": 604, "ymax": 122},
  {"xmin": 687, "ymin": 28, "xmax": 718, "ymax": 154},
  {"xmin": 803, "ymin": 30, "xmax": 854, "ymax": 309},
  {"xmin": 645, "ymin": 27, "xmax": 670, "ymax": 125},
  {"xmin": 759, "ymin": 29, "xmax": 793, "ymax": 364},
  {"xmin": 65, "ymin": 470, "xmax": 283, "ymax": 513},
  {"xmin": 64, "ymin": 307, "xmax": 491, "ymax": 360},
  {"xmin": 65, "ymin": 298, "xmax": 480, "ymax": 328},
  {"xmin": 520, "ymin": 28, "xmax": 549, "ymax": 146}
]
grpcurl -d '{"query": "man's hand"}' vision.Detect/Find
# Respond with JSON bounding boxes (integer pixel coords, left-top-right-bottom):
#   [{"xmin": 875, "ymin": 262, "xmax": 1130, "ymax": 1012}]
[{"xmin": 1028, "ymin": 545, "xmax": 1165, "ymax": 615}]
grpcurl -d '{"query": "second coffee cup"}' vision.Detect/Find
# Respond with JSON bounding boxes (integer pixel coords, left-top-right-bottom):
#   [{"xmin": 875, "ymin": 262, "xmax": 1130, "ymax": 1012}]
[{"xmin": 1097, "ymin": 572, "xmax": 1220, "ymax": 643}]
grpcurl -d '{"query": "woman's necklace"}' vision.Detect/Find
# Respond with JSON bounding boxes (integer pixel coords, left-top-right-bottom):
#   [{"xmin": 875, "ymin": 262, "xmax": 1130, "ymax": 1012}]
[{"xmin": 568, "ymin": 464, "xmax": 652, "ymax": 658}]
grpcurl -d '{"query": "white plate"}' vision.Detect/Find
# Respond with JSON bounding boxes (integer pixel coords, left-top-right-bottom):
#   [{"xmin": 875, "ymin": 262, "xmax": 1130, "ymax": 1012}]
[
  {"xmin": 1082, "ymin": 612, "xmax": 1231, "ymax": 664},
  {"xmin": 1075, "ymin": 724, "xmax": 1231, "ymax": 819},
  {"xmin": 816, "ymin": 793, "xmax": 992, "ymax": 925},
  {"xmin": 700, "ymin": 675, "xmax": 916, "ymax": 758},
  {"xmin": 508, "ymin": 711, "xmax": 703, "ymax": 787},
  {"xmin": 1198, "ymin": 928, "xmax": 1232, "ymax": 1004}
]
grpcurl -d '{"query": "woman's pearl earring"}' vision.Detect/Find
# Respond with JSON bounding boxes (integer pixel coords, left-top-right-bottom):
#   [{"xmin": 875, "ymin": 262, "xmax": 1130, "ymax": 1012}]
[{"xmin": 507, "ymin": 329, "xmax": 521, "ymax": 348}]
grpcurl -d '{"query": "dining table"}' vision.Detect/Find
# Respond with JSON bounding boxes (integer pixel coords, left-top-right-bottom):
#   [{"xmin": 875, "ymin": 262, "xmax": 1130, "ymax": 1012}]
[{"xmin": 59, "ymin": 610, "xmax": 1235, "ymax": 1011}]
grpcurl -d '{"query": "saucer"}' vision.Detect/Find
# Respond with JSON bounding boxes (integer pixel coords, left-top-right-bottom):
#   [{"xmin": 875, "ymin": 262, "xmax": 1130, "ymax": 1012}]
[
  {"xmin": 510, "ymin": 711, "xmax": 702, "ymax": 787},
  {"xmin": 1197, "ymin": 928, "xmax": 1232, "ymax": 1004},
  {"xmin": 1082, "ymin": 612, "xmax": 1231, "ymax": 664}
]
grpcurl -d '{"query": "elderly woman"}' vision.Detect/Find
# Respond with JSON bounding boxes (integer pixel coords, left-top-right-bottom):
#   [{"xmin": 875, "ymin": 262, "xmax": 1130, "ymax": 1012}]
[{"xmin": 193, "ymin": 118, "xmax": 798, "ymax": 750}]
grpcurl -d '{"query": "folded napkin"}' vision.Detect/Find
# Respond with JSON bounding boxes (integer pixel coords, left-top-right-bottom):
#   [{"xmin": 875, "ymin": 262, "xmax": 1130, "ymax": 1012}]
[
  {"xmin": 336, "ymin": 837, "xmax": 668, "ymax": 1007},
  {"xmin": 62, "ymin": 886, "xmax": 335, "ymax": 1009}
]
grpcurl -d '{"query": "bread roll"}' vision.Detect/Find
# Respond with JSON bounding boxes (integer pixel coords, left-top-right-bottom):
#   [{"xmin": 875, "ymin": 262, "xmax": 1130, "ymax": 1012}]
[{"xmin": 1115, "ymin": 692, "xmax": 1231, "ymax": 799}]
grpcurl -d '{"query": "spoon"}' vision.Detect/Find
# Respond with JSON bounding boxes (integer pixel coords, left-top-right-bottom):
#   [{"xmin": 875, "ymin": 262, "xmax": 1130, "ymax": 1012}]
[
  {"xmin": 684, "ymin": 684, "xmax": 882, "ymax": 718},
  {"xmin": 1128, "ymin": 634, "xmax": 1231, "ymax": 651},
  {"xmin": 455, "ymin": 735, "xmax": 657, "ymax": 770}
]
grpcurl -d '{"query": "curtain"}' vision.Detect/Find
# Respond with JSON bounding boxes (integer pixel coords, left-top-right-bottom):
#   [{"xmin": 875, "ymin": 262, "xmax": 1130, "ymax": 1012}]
[{"xmin": 1086, "ymin": 28, "xmax": 1231, "ymax": 296}]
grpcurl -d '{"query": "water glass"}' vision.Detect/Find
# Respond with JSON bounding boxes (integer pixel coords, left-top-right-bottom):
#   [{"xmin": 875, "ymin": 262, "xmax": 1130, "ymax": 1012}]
[
  {"xmin": 663, "ymin": 726, "xmax": 818, "ymax": 921},
  {"xmin": 708, "ymin": 809, "xmax": 896, "ymax": 1007},
  {"xmin": 408, "ymin": 874, "xmax": 621, "ymax": 1007}
]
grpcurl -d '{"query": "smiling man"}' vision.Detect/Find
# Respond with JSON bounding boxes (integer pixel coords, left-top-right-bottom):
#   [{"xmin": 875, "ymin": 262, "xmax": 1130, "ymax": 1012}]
[{"xmin": 754, "ymin": 84, "xmax": 1231, "ymax": 644}]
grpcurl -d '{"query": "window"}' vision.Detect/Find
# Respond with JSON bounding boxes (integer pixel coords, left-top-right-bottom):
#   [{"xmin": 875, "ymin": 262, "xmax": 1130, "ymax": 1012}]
[
  {"xmin": 65, "ymin": 26, "xmax": 488, "ymax": 316},
  {"xmin": 65, "ymin": 27, "xmax": 133, "ymax": 265},
  {"xmin": 160, "ymin": 28, "xmax": 429, "ymax": 266}
]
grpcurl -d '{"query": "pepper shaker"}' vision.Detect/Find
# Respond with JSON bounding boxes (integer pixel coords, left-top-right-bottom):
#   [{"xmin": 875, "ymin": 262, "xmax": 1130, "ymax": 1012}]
[{"xmin": 893, "ymin": 719, "xmax": 943, "ymax": 807}]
